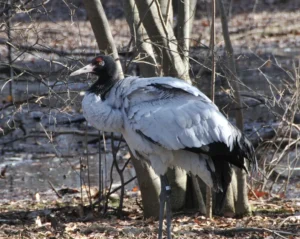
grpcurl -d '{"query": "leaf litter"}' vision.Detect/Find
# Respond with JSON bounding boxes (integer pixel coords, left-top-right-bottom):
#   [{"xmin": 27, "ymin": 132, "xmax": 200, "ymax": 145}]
[{"xmin": 0, "ymin": 189, "xmax": 299, "ymax": 239}]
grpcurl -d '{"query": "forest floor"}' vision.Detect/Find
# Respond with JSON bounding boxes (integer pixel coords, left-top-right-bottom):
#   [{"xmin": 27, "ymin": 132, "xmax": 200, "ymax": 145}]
[
  {"xmin": 1, "ymin": 0, "xmax": 300, "ymax": 238},
  {"xmin": 0, "ymin": 190, "xmax": 299, "ymax": 239}
]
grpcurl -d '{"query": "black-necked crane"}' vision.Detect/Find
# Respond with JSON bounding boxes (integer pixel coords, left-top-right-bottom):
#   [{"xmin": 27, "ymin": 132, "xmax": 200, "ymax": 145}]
[{"xmin": 70, "ymin": 55, "xmax": 257, "ymax": 239}]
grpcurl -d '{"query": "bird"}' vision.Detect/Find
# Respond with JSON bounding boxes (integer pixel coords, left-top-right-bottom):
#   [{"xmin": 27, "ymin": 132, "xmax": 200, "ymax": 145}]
[{"xmin": 70, "ymin": 55, "xmax": 257, "ymax": 239}]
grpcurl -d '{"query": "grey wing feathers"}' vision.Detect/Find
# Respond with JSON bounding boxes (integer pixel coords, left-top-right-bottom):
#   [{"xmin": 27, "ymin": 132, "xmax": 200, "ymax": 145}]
[
  {"xmin": 123, "ymin": 77, "xmax": 235, "ymax": 151},
  {"xmin": 121, "ymin": 77, "xmax": 257, "ymax": 202},
  {"xmin": 122, "ymin": 76, "xmax": 213, "ymax": 103}
]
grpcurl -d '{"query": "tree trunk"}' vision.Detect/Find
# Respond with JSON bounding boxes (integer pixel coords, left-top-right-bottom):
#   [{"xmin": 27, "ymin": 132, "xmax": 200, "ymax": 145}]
[
  {"xmin": 177, "ymin": 0, "xmax": 190, "ymax": 70},
  {"xmin": 217, "ymin": 0, "xmax": 250, "ymax": 216},
  {"xmin": 174, "ymin": 0, "xmax": 197, "ymax": 40},
  {"xmin": 166, "ymin": 167, "xmax": 187, "ymax": 211},
  {"xmin": 135, "ymin": 0, "xmax": 190, "ymax": 82},
  {"xmin": 191, "ymin": 176, "xmax": 206, "ymax": 215},
  {"xmin": 131, "ymin": 0, "xmax": 191, "ymax": 214},
  {"xmin": 123, "ymin": 0, "xmax": 158, "ymax": 77},
  {"xmin": 83, "ymin": 0, "xmax": 123, "ymax": 80},
  {"xmin": 123, "ymin": 0, "xmax": 161, "ymax": 219},
  {"xmin": 131, "ymin": 158, "xmax": 161, "ymax": 218},
  {"xmin": 159, "ymin": 0, "xmax": 173, "ymax": 27},
  {"xmin": 222, "ymin": 169, "xmax": 237, "ymax": 217},
  {"xmin": 235, "ymin": 168, "xmax": 251, "ymax": 216}
]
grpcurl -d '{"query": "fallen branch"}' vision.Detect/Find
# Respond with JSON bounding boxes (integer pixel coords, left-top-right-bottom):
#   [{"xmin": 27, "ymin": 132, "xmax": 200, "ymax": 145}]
[
  {"xmin": 109, "ymin": 176, "xmax": 137, "ymax": 197},
  {"xmin": 48, "ymin": 180, "xmax": 62, "ymax": 198},
  {"xmin": 92, "ymin": 176, "xmax": 137, "ymax": 207}
]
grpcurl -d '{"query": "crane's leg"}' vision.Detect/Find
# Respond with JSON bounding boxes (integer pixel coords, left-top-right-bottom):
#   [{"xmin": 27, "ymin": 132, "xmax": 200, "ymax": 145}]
[
  {"xmin": 158, "ymin": 175, "xmax": 172, "ymax": 239},
  {"xmin": 158, "ymin": 175, "xmax": 166, "ymax": 239},
  {"xmin": 158, "ymin": 191, "xmax": 165, "ymax": 238},
  {"xmin": 165, "ymin": 182, "xmax": 172, "ymax": 239}
]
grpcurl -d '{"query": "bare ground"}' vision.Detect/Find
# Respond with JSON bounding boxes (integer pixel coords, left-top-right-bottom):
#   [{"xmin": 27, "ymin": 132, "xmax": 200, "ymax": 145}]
[{"xmin": 0, "ymin": 193, "xmax": 299, "ymax": 239}]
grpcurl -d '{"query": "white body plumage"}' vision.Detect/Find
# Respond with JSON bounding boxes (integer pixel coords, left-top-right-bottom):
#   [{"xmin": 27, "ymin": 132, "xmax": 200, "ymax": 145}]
[
  {"xmin": 70, "ymin": 55, "xmax": 256, "ymax": 238},
  {"xmin": 82, "ymin": 76, "xmax": 245, "ymax": 187}
]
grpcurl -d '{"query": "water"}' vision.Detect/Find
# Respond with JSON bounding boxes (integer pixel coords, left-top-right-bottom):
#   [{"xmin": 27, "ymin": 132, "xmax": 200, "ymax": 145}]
[{"xmin": 0, "ymin": 147, "xmax": 136, "ymax": 202}]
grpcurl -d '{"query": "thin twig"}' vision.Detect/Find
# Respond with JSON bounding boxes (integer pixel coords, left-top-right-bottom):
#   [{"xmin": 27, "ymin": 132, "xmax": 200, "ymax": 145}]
[
  {"xmin": 98, "ymin": 130, "xmax": 103, "ymax": 211},
  {"xmin": 206, "ymin": 0, "xmax": 216, "ymax": 219},
  {"xmin": 85, "ymin": 121, "xmax": 93, "ymax": 208},
  {"xmin": 111, "ymin": 132, "xmax": 125, "ymax": 218},
  {"xmin": 48, "ymin": 180, "xmax": 62, "ymax": 198}
]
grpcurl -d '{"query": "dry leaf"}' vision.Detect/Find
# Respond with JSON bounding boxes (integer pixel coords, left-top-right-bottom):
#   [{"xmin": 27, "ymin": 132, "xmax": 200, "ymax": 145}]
[
  {"xmin": 6, "ymin": 95, "xmax": 13, "ymax": 103},
  {"xmin": 201, "ymin": 20, "xmax": 210, "ymax": 27},
  {"xmin": 253, "ymin": 190, "xmax": 268, "ymax": 198}
]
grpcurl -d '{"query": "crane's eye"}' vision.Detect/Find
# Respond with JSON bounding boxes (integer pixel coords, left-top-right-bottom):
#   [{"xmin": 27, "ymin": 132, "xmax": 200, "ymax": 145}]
[{"xmin": 98, "ymin": 60, "xmax": 105, "ymax": 66}]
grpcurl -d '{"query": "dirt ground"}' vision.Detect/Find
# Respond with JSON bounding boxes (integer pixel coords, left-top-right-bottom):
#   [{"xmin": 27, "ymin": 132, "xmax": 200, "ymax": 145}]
[{"xmin": 0, "ymin": 191, "xmax": 299, "ymax": 239}]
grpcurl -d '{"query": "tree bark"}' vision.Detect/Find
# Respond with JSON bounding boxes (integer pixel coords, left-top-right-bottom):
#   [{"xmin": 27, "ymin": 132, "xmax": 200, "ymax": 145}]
[
  {"xmin": 159, "ymin": 0, "xmax": 173, "ymax": 27},
  {"xmin": 217, "ymin": 0, "xmax": 250, "ymax": 216},
  {"xmin": 123, "ymin": 0, "xmax": 158, "ymax": 77},
  {"xmin": 174, "ymin": 0, "xmax": 197, "ymax": 40},
  {"xmin": 123, "ymin": 0, "xmax": 162, "ymax": 219},
  {"xmin": 177, "ymin": 0, "xmax": 190, "ymax": 70},
  {"xmin": 131, "ymin": 158, "xmax": 161, "ymax": 218},
  {"xmin": 191, "ymin": 176, "xmax": 206, "ymax": 215},
  {"xmin": 83, "ymin": 0, "xmax": 124, "ymax": 80},
  {"xmin": 222, "ymin": 169, "xmax": 237, "ymax": 217},
  {"xmin": 135, "ymin": 0, "xmax": 190, "ymax": 82},
  {"xmin": 166, "ymin": 167, "xmax": 187, "ymax": 211},
  {"xmin": 235, "ymin": 168, "xmax": 250, "ymax": 216},
  {"xmin": 132, "ymin": 0, "xmax": 190, "ymax": 213}
]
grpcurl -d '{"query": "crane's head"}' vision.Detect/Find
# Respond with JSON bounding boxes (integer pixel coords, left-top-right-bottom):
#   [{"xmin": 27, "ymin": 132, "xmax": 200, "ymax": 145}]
[{"xmin": 70, "ymin": 55, "xmax": 117, "ymax": 79}]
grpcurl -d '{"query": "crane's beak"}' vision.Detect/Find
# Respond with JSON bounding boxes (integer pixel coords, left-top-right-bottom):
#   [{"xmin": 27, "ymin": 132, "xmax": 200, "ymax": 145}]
[{"xmin": 70, "ymin": 64, "xmax": 94, "ymax": 76}]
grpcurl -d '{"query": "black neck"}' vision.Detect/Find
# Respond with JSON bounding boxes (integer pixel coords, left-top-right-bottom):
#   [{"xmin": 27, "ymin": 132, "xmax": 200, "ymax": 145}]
[{"xmin": 87, "ymin": 68, "xmax": 118, "ymax": 100}]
